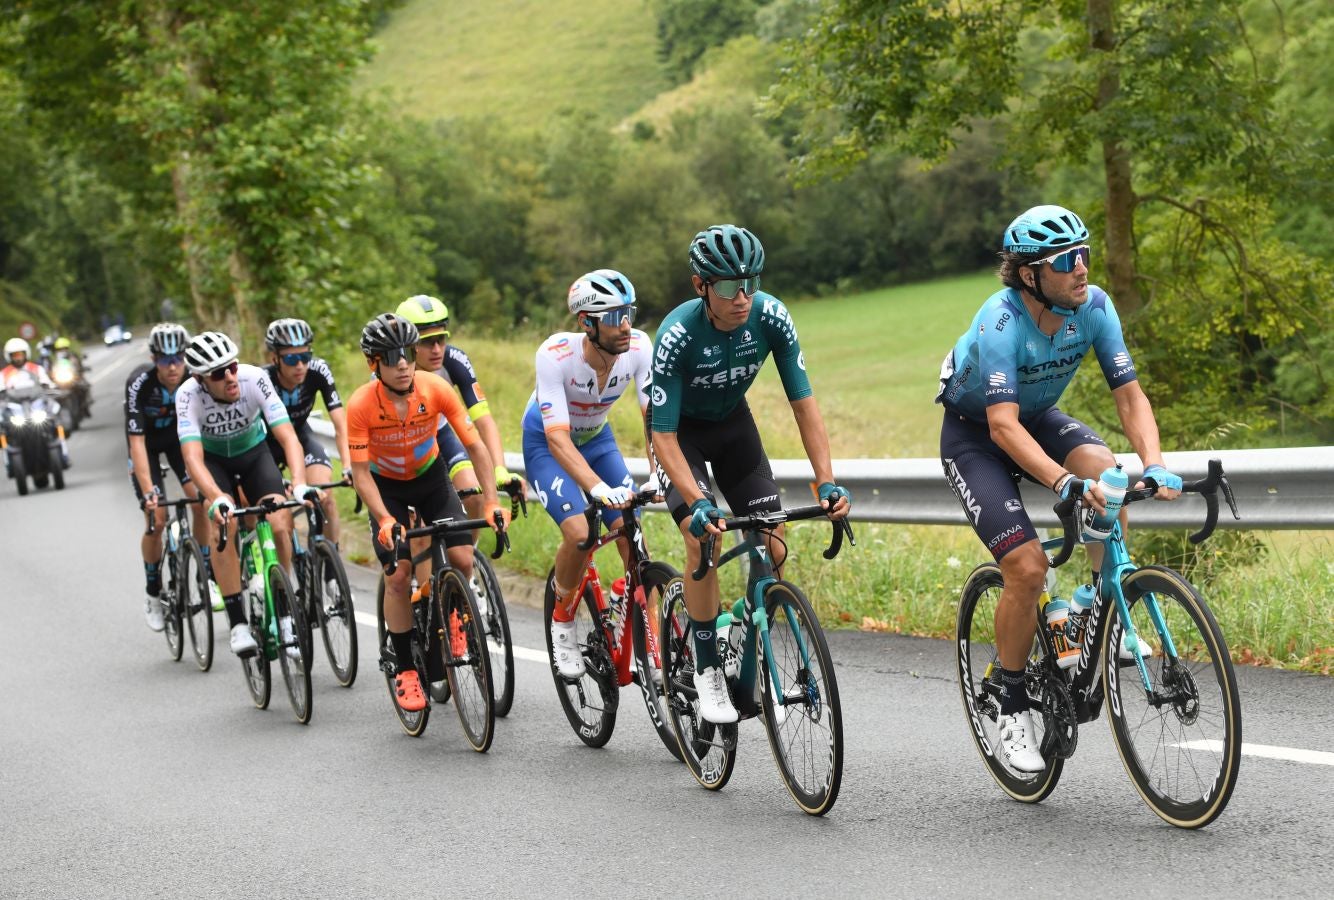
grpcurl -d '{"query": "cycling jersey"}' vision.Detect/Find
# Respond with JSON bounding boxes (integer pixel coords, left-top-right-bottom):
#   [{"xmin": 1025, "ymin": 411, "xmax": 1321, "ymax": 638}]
[
  {"xmin": 936, "ymin": 285, "xmax": 1137, "ymax": 422},
  {"xmin": 650, "ymin": 293, "xmax": 811, "ymax": 433},
  {"xmin": 521, "ymin": 330, "xmax": 652, "ymax": 446},
  {"xmin": 125, "ymin": 364, "xmax": 182, "ymax": 452},
  {"xmin": 345, "ymin": 371, "xmax": 478, "ymax": 480},
  {"xmin": 262, "ymin": 358, "xmax": 342, "ymax": 427},
  {"xmin": 435, "ymin": 345, "xmax": 489, "ymax": 418},
  {"xmin": 176, "ymin": 364, "xmax": 290, "ymax": 457},
  {"xmin": 1, "ymin": 362, "xmax": 53, "ymax": 391}
]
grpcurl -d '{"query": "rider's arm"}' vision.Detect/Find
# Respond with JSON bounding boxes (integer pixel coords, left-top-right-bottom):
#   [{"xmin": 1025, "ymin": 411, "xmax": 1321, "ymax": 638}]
[
  {"xmin": 269, "ymin": 420, "xmax": 309, "ymax": 490},
  {"xmin": 1111, "ymin": 381, "xmax": 1180, "ymax": 499},
  {"xmin": 472, "ymin": 412, "xmax": 508, "ymax": 483},
  {"xmin": 546, "ymin": 426, "xmax": 609, "ymax": 494},
  {"xmin": 313, "ymin": 358, "xmax": 350, "ymax": 474},
  {"xmin": 790, "ymin": 396, "xmax": 849, "ymax": 517},
  {"xmin": 176, "ymin": 384, "xmax": 225, "ymax": 505},
  {"xmin": 985, "ymin": 401, "xmax": 1069, "ymax": 493},
  {"xmin": 445, "ymin": 347, "xmax": 509, "ymax": 483},
  {"xmin": 345, "ymin": 385, "xmax": 390, "ymax": 521},
  {"xmin": 328, "ymin": 406, "xmax": 351, "ymax": 478},
  {"xmin": 128, "ymin": 434, "xmax": 157, "ymax": 500},
  {"xmin": 650, "ymin": 429, "xmax": 703, "ymax": 507},
  {"xmin": 432, "ymin": 375, "xmax": 502, "ymax": 517},
  {"xmin": 180, "ymin": 440, "xmax": 227, "ymax": 507},
  {"xmin": 350, "ymin": 458, "xmax": 392, "ymax": 525}
]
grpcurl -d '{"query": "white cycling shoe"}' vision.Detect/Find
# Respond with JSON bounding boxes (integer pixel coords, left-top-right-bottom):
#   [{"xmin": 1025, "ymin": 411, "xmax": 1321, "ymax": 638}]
[
  {"xmin": 1119, "ymin": 632, "xmax": 1155, "ymax": 661},
  {"xmin": 279, "ymin": 616, "xmax": 301, "ymax": 660},
  {"xmin": 997, "ymin": 710, "xmax": 1046, "ymax": 773},
  {"xmin": 549, "ymin": 620, "xmax": 585, "ymax": 679},
  {"xmin": 229, "ymin": 623, "xmax": 259, "ymax": 657},
  {"xmin": 694, "ymin": 666, "xmax": 739, "ymax": 724},
  {"xmin": 144, "ymin": 594, "xmax": 165, "ymax": 633}
]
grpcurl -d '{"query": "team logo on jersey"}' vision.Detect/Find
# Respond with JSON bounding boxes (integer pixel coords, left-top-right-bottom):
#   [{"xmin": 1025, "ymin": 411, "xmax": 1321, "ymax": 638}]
[
  {"xmin": 1065, "ymin": 322, "xmax": 1078, "ymax": 337},
  {"xmin": 418, "ymin": 403, "xmax": 427, "ymax": 414},
  {"xmin": 741, "ymin": 330, "xmax": 752, "ymax": 343},
  {"xmin": 797, "ymin": 352, "xmax": 806, "ymax": 371},
  {"xmin": 1005, "ymin": 499, "xmax": 1023, "ymax": 512},
  {"xmin": 651, "ymin": 385, "xmax": 666, "ymax": 407},
  {"xmin": 703, "ymin": 345, "xmax": 720, "ymax": 358},
  {"xmin": 1059, "ymin": 422, "xmax": 1079, "ymax": 435},
  {"xmin": 548, "ymin": 338, "xmax": 571, "ymax": 353},
  {"xmin": 1113, "ymin": 352, "xmax": 1131, "ymax": 368},
  {"xmin": 988, "ymin": 372, "xmax": 1007, "ymax": 387}
]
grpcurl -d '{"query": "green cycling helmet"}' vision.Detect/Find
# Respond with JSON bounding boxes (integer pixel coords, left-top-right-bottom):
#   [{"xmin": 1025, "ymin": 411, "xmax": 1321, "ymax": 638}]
[
  {"xmin": 396, "ymin": 294, "xmax": 450, "ymax": 332},
  {"xmin": 688, "ymin": 224, "xmax": 765, "ymax": 279}
]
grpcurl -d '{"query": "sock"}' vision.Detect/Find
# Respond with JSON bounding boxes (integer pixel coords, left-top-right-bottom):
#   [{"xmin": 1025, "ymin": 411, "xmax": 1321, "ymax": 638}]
[
  {"xmin": 389, "ymin": 629, "xmax": 414, "ymax": 670},
  {"xmin": 692, "ymin": 617, "xmax": 721, "ymax": 674},
  {"xmin": 223, "ymin": 592, "xmax": 245, "ymax": 629},
  {"xmin": 551, "ymin": 579, "xmax": 579, "ymax": 624},
  {"xmin": 201, "ymin": 546, "xmax": 214, "ymax": 578},
  {"xmin": 144, "ymin": 561, "xmax": 162, "ymax": 596},
  {"xmin": 999, "ymin": 667, "xmax": 1028, "ymax": 715}
]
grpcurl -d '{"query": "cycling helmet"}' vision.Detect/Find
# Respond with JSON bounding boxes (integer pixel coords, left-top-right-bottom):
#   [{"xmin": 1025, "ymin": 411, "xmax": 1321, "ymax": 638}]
[
  {"xmin": 184, "ymin": 331, "xmax": 240, "ymax": 375},
  {"xmin": 396, "ymin": 294, "xmax": 450, "ymax": 332},
  {"xmin": 53, "ymin": 337, "xmax": 71, "ymax": 350},
  {"xmin": 568, "ymin": 269, "xmax": 636, "ymax": 316},
  {"xmin": 148, "ymin": 323, "xmax": 190, "ymax": 357},
  {"xmin": 264, "ymin": 317, "xmax": 314, "ymax": 350},
  {"xmin": 1002, "ymin": 205, "xmax": 1089, "ymax": 254},
  {"xmin": 360, "ymin": 313, "xmax": 419, "ymax": 358},
  {"xmin": 5, "ymin": 337, "xmax": 31, "ymax": 363},
  {"xmin": 688, "ymin": 224, "xmax": 765, "ymax": 278}
]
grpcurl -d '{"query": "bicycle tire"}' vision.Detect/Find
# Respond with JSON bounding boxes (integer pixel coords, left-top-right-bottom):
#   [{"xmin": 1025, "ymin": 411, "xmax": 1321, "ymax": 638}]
[
  {"xmin": 1105, "ymin": 565, "xmax": 1242, "ymax": 829},
  {"xmin": 632, "ymin": 562, "xmax": 684, "ymax": 762},
  {"xmin": 543, "ymin": 567, "xmax": 618, "ymax": 748},
  {"xmin": 955, "ymin": 563, "xmax": 1063, "ymax": 802},
  {"xmin": 162, "ymin": 552, "xmax": 185, "ymax": 662},
  {"xmin": 240, "ymin": 601, "xmax": 271, "ymax": 711},
  {"xmin": 758, "ymin": 581, "xmax": 843, "ymax": 815},
  {"xmin": 181, "ymin": 537, "xmax": 214, "ymax": 672},
  {"xmin": 440, "ymin": 569, "xmax": 495, "ymax": 752},
  {"xmin": 660, "ymin": 575, "xmax": 737, "ymax": 791},
  {"xmin": 314, "ymin": 540, "xmax": 358, "ymax": 687},
  {"xmin": 272, "ymin": 565, "xmax": 313, "ymax": 725},
  {"xmin": 471, "ymin": 548, "xmax": 514, "ymax": 717},
  {"xmin": 375, "ymin": 574, "xmax": 430, "ymax": 737}
]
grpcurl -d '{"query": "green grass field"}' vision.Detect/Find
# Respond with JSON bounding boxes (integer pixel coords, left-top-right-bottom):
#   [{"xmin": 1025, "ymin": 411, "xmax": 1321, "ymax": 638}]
[
  {"xmin": 358, "ymin": 0, "xmax": 667, "ymax": 128},
  {"xmin": 320, "ymin": 273, "xmax": 1333, "ymax": 673}
]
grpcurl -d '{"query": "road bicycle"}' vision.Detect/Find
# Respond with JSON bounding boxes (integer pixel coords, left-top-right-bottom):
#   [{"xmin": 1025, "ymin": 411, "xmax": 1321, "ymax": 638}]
[
  {"xmin": 144, "ymin": 494, "xmax": 213, "ymax": 671},
  {"xmin": 375, "ymin": 512, "xmax": 509, "ymax": 751},
  {"xmin": 540, "ymin": 488, "xmax": 682, "ymax": 759},
  {"xmin": 661, "ymin": 505, "xmax": 855, "ymax": 815},
  {"xmin": 292, "ymin": 478, "xmax": 359, "ymax": 687},
  {"xmin": 956, "ymin": 459, "xmax": 1243, "ymax": 828},
  {"xmin": 218, "ymin": 497, "xmax": 322, "ymax": 725}
]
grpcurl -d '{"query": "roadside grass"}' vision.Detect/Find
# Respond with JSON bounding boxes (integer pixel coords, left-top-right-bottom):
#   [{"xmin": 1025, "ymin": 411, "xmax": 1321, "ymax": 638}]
[{"xmin": 318, "ymin": 272, "xmax": 1332, "ymax": 673}]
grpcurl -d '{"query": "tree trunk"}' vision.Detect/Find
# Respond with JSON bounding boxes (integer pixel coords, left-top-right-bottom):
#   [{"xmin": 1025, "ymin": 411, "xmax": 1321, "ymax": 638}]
[{"xmin": 1088, "ymin": 0, "xmax": 1144, "ymax": 315}]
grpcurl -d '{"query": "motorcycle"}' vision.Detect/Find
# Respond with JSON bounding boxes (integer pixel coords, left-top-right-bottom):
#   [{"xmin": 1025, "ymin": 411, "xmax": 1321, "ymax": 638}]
[
  {"xmin": 48, "ymin": 355, "xmax": 91, "ymax": 432},
  {"xmin": 1, "ymin": 386, "xmax": 70, "ymax": 495}
]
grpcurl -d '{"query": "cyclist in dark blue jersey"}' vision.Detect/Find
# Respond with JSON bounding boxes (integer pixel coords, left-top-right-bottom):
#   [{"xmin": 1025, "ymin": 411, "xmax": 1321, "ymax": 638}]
[{"xmin": 937, "ymin": 204, "xmax": 1182, "ymax": 772}]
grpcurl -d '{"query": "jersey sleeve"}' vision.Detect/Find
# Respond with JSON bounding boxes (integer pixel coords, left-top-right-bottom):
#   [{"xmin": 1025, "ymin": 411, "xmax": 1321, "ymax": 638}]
[
  {"xmin": 253, "ymin": 369, "xmax": 291, "ymax": 428},
  {"xmin": 1085, "ymin": 290, "xmax": 1139, "ymax": 389},
  {"xmin": 650, "ymin": 318, "xmax": 689, "ymax": 433},
  {"xmin": 977, "ymin": 303, "xmax": 1024, "ymax": 409},
  {"xmin": 533, "ymin": 340, "xmax": 571, "ymax": 433},
  {"xmin": 444, "ymin": 346, "xmax": 487, "ymax": 413},
  {"xmin": 125, "ymin": 369, "xmax": 149, "ymax": 436},
  {"xmin": 426, "ymin": 374, "xmax": 479, "ymax": 445},
  {"xmin": 629, "ymin": 331, "xmax": 652, "ymax": 413},
  {"xmin": 345, "ymin": 384, "xmax": 372, "ymax": 465},
  {"xmin": 176, "ymin": 384, "xmax": 202, "ymax": 444},
  {"xmin": 759, "ymin": 296, "xmax": 813, "ymax": 402},
  {"xmin": 312, "ymin": 358, "xmax": 343, "ymax": 410}
]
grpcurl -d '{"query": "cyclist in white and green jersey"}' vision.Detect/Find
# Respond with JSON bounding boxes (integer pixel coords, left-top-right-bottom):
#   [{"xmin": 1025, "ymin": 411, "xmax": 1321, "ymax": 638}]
[
  {"xmin": 176, "ymin": 331, "xmax": 318, "ymax": 657},
  {"xmin": 650, "ymin": 225, "xmax": 851, "ymax": 724}
]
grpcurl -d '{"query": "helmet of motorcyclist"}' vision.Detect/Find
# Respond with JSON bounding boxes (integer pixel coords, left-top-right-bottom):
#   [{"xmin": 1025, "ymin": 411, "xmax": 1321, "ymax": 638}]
[{"xmin": 5, "ymin": 337, "xmax": 31, "ymax": 366}]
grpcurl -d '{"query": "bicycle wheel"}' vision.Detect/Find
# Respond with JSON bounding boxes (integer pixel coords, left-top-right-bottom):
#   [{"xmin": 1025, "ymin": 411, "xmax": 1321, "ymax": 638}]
[
  {"xmin": 632, "ymin": 562, "xmax": 684, "ymax": 762},
  {"xmin": 1105, "ymin": 565, "xmax": 1242, "ymax": 829},
  {"xmin": 470, "ymin": 548, "xmax": 514, "ymax": 717},
  {"xmin": 759, "ymin": 581, "xmax": 843, "ymax": 815},
  {"xmin": 240, "ymin": 596, "xmax": 271, "ymax": 711},
  {"xmin": 660, "ymin": 576, "xmax": 736, "ymax": 791},
  {"xmin": 314, "ymin": 540, "xmax": 358, "ymax": 687},
  {"xmin": 439, "ymin": 569, "xmax": 495, "ymax": 752},
  {"xmin": 542, "ymin": 567, "xmax": 617, "ymax": 748},
  {"xmin": 181, "ymin": 537, "xmax": 214, "ymax": 672},
  {"xmin": 272, "ymin": 565, "xmax": 312, "ymax": 725},
  {"xmin": 375, "ymin": 574, "xmax": 429, "ymax": 737},
  {"xmin": 955, "ymin": 563, "xmax": 1063, "ymax": 802},
  {"xmin": 162, "ymin": 553, "xmax": 185, "ymax": 663}
]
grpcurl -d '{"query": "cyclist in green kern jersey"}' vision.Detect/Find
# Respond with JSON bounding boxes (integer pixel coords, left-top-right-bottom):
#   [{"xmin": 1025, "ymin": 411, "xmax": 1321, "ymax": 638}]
[
  {"xmin": 936, "ymin": 205, "xmax": 1182, "ymax": 772},
  {"xmin": 650, "ymin": 224, "xmax": 851, "ymax": 725}
]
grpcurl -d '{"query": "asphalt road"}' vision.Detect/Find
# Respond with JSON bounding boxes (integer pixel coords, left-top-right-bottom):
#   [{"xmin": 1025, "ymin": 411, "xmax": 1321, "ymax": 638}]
[{"xmin": 2, "ymin": 341, "xmax": 1332, "ymax": 898}]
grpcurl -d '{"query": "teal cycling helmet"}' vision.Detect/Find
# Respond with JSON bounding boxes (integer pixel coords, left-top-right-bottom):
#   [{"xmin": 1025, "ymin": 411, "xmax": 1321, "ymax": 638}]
[
  {"xmin": 688, "ymin": 225, "xmax": 765, "ymax": 278},
  {"xmin": 1002, "ymin": 205, "xmax": 1089, "ymax": 255}
]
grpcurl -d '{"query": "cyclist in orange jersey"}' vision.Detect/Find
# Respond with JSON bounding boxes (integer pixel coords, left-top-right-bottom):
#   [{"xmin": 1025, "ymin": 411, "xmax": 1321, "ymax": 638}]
[{"xmin": 345, "ymin": 313, "xmax": 507, "ymax": 712}]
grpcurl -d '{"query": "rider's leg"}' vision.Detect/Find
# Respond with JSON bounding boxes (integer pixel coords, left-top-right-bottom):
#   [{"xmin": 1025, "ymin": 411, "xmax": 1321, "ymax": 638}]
[{"xmin": 305, "ymin": 461, "xmax": 340, "ymax": 545}]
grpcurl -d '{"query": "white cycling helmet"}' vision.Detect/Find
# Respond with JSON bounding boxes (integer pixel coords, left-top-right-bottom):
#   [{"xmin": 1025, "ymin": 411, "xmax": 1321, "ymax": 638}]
[
  {"xmin": 567, "ymin": 269, "xmax": 636, "ymax": 316},
  {"xmin": 184, "ymin": 331, "xmax": 240, "ymax": 375},
  {"xmin": 5, "ymin": 337, "xmax": 31, "ymax": 363}
]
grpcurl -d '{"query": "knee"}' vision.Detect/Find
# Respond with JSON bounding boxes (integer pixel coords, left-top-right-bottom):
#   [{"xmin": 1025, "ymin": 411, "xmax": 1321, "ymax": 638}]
[{"xmin": 1001, "ymin": 546, "xmax": 1048, "ymax": 595}]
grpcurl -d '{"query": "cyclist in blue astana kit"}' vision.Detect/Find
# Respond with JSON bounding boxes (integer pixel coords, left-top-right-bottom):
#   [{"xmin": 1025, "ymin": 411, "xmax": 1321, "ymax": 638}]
[
  {"xmin": 176, "ymin": 331, "xmax": 319, "ymax": 657},
  {"xmin": 262, "ymin": 318, "xmax": 349, "ymax": 546},
  {"xmin": 651, "ymin": 225, "xmax": 851, "ymax": 725},
  {"xmin": 522, "ymin": 269, "xmax": 654, "ymax": 678},
  {"xmin": 936, "ymin": 204, "xmax": 1182, "ymax": 772},
  {"xmin": 126, "ymin": 323, "xmax": 214, "ymax": 631}
]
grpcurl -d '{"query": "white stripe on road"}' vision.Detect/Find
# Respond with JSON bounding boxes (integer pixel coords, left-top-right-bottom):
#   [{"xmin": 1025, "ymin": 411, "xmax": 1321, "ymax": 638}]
[
  {"xmin": 352, "ymin": 609, "xmax": 548, "ymax": 663},
  {"xmin": 1177, "ymin": 740, "xmax": 1334, "ymax": 766}
]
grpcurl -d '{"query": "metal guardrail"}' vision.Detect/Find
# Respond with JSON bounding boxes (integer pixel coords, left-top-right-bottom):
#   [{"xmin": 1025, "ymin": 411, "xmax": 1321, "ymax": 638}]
[{"xmin": 306, "ymin": 415, "xmax": 1332, "ymax": 529}]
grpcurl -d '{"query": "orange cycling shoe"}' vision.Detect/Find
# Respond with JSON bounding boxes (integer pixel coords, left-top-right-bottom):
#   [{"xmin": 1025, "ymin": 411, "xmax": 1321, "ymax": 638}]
[
  {"xmin": 394, "ymin": 669, "xmax": 427, "ymax": 712},
  {"xmin": 449, "ymin": 609, "xmax": 468, "ymax": 658}
]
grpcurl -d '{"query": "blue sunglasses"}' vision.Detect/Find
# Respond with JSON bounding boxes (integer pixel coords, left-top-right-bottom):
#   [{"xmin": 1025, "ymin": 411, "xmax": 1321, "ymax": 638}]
[
  {"xmin": 155, "ymin": 353, "xmax": 184, "ymax": 366},
  {"xmin": 1032, "ymin": 245, "xmax": 1090, "ymax": 274},
  {"xmin": 280, "ymin": 351, "xmax": 314, "ymax": 366}
]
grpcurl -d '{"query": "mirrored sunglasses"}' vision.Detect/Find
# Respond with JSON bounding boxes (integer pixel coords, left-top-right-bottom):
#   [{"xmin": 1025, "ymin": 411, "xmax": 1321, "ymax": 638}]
[
  {"xmin": 205, "ymin": 361, "xmax": 239, "ymax": 382},
  {"xmin": 709, "ymin": 276, "xmax": 761, "ymax": 300},
  {"xmin": 280, "ymin": 351, "xmax": 314, "ymax": 366},
  {"xmin": 155, "ymin": 353, "xmax": 184, "ymax": 366},
  {"xmin": 377, "ymin": 346, "xmax": 415, "ymax": 366},
  {"xmin": 1032, "ymin": 245, "xmax": 1090, "ymax": 273},
  {"xmin": 586, "ymin": 305, "xmax": 636, "ymax": 327}
]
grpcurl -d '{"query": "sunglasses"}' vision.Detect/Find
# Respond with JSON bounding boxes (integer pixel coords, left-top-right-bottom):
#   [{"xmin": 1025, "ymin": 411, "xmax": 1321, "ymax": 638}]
[
  {"xmin": 708, "ymin": 276, "xmax": 761, "ymax": 300},
  {"xmin": 418, "ymin": 332, "xmax": 450, "ymax": 347},
  {"xmin": 204, "ymin": 361, "xmax": 239, "ymax": 382},
  {"xmin": 1031, "ymin": 245, "xmax": 1090, "ymax": 273},
  {"xmin": 376, "ymin": 346, "xmax": 416, "ymax": 366},
  {"xmin": 280, "ymin": 351, "xmax": 314, "ymax": 366},
  {"xmin": 155, "ymin": 354, "xmax": 184, "ymax": 366},
  {"xmin": 585, "ymin": 306, "xmax": 636, "ymax": 327}
]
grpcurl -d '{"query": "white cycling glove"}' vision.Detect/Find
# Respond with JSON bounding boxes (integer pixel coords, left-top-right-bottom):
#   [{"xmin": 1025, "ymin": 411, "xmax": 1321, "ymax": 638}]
[{"xmin": 590, "ymin": 481, "xmax": 633, "ymax": 506}]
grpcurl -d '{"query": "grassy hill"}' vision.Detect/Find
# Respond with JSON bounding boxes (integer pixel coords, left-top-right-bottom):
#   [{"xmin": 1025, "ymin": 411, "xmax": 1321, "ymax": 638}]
[{"xmin": 359, "ymin": 0, "xmax": 668, "ymax": 128}]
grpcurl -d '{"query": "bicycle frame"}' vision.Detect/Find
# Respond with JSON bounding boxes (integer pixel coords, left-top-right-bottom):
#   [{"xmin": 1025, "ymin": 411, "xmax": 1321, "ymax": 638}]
[
  {"xmin": 573, "ymin": 506, "xmax": 657, "ymax": 689},
  {"xmin": 239, "ymin": 520, "xmax": 284, "ymax": 661}
]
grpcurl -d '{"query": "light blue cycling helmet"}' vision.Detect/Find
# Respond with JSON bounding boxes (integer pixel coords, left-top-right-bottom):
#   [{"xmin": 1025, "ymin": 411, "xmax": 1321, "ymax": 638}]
[
  {"xmin": 567, "ymin": 269, "xmax": 636, "ymax": 316},
  {"xmin": 264, "ymin": 317, "xmax": 314, "ymax": 350},
  {"xmin": 1002, "ymin": 205, "xmax": 1089, "ymax": 255},
  {"xmin": 688, "ymin": 224, "xmax": 765, "ymax": 278},
  {"xmin": 148, "ymin": 323, "xmax": 190, "ymax": 357}
]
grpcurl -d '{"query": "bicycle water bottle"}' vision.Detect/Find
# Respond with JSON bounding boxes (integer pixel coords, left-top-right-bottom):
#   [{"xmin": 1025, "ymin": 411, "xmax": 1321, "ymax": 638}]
[
  {"xmin": 167, "ymin": 519, "xmax": 181, "ymax": 554},
  {"xmin": 1081, "ymin": 463, "xmax": 1129, "ymax": 541},
  {"xmin": 606, "ymin": 577, "xmax": 628, "ymax": 651},
  {"xmin": 1067, "ymin": 582, "xmax": 1096, "ymax": 650},
  {"xmin": 1043, "ymin": 596, "xmax": 1080, "ymax": 669}
]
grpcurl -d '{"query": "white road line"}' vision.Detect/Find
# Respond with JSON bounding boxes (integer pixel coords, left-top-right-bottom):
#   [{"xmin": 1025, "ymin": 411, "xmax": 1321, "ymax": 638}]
[
  {"xmin": 1177, "ymin": 740, "xmax": 1334, "ymax": 766},
  {"xmin": 352, "ymin": 609, "xmax": 548, "ymax": 663}
]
